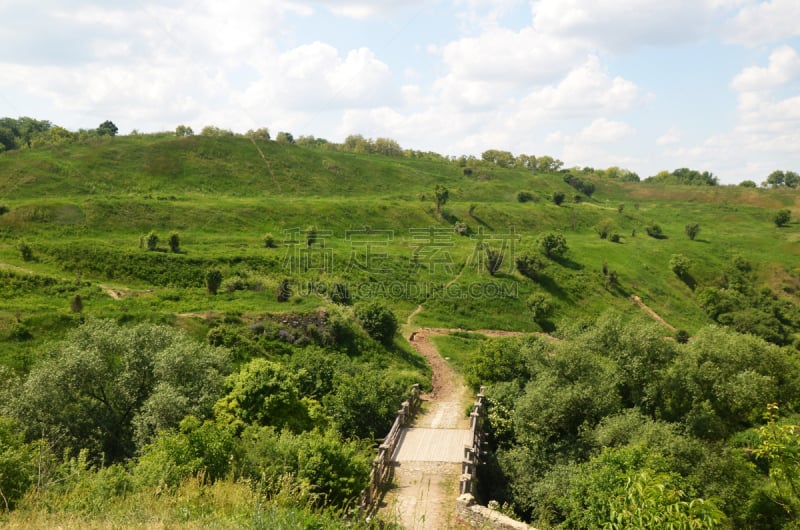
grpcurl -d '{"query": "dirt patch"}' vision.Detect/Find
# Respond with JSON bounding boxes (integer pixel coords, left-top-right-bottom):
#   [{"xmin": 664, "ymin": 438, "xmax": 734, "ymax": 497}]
[{"xmin": 630, "ymin": 294, "xmax": 676, "ymax": 331}]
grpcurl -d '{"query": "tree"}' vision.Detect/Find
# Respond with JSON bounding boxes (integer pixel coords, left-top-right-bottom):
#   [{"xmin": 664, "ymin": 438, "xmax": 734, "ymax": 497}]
[
  {"xmin": 275, "ymin": 131, "xmax": 294, "ymax": 144},
  {"xmin": 168, "ymin": 232, "xmax": 181, "ymax": 253},
  {"xmin": 96, "ymin": 120, "xmax": 118, "ymax": 137},
  {"xmin": 374, "ymin": 137, "xmax": 402, "ymax": 156},
  {"xmin": 670, "ymin": 253, "xmax": 691, "ymax": 279},
  {"xmin": 8, "ymin": 320, "xmax": 230, "ymax": 462},
  {"xmin": 552, "ymin": 191, "xmax": 566, "ymax": 206},
  {"xmin": 206, "ymin": 269, "xmax": 222, "ymax": 294},
  {"xmin": 354, "ymin": 302, "xmax": 397, "ymax": 346},
  {"xmin": 766, "ymin": 170, "xmax": 786, "ymax": 188},
  {"xmin": 685, "ymin": 223, "xmax": 701, "ymax": 240},
  {"xmin": 245, "ymin": 127, "xmax": 270, "ymax": 140},
  {"xmin": 516, "ymin": 253, "xmax": 547, "ymax": 280},
  {"xmin": 538, "ymin": 232, "xmax": 568, "ymax": 259},
  {"xmin": 146, "ymin": 230, "xmax": 159, "ymax": 251},
  {"xmin": 434, "ymin": 184, "xmax": 449, "ymax": 214},
  {"xmin": 739, "ymin": 180, "xmax": 757, "ymax": 188},
  {"xmin": 213, "ymin": 358, "xmax": 312, "ymax": 433},
  {"xmin": 606, "ymin": 470, "xmax": 726, "ymax": 529},
  {"xmin": 774, "ymin": 209, "xmax": 791, "ymax": 227},
  {"xmin": 527, "ymin": 293, "xmax": 553, "ymax": 324},
  {"xmin": 175, "ymin": 125, "xmax": 194, "ymax": 137}
]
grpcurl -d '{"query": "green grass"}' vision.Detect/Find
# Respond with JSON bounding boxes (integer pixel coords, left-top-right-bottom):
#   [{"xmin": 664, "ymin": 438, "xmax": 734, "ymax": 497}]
[{"xmin": 1, "ymin": 135, "xmax": 798, "ymax": 359}]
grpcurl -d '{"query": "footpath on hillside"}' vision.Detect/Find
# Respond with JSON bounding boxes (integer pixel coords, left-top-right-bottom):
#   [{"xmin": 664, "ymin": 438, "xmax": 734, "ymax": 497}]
[{"xmin": 378, "ymin": 327, "xmax": 474, "ymax": 530}]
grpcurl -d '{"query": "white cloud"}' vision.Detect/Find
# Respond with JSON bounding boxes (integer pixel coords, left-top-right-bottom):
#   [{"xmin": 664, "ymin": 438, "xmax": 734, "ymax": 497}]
[
  {"xmin": 518, "ymin": 56, "xmax": 643, "ymax": 120},
  {"xmin": 727, "ymin": 0, "xmax": 800, "ymax": 45},
  {"xmin": 439, "ymin": 27, "xmax": 586, "ymax": 84},
  {"xmin": 532, "ymin": 0, "xmax": 714, "ymax": 51},
  {"xmin": 240, "ymin": 43, "xmax": 397, "ymax": 114},
  {"xmin": 578, "ymin": 118, "xmax": 635, "ymax": 143},
  {"xmin": 731, "ymin": 45, "xmax": 800, "ymax": 92},
  {"xmin": 656, "ymin": 126, "xmax": 682, "ymax": 145},
  {"xmin": 304, "ymin": 0, "xmax": 424, "ymax": 19}
]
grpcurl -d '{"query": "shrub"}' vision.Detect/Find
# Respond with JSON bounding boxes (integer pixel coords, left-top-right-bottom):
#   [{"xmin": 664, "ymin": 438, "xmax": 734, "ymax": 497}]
[
  {"xmin": 18, "ymin": 240, "xmax": 33, "ymax": 261},
  {"xmin": 206, "ymin": 269, "xmax": 222, "ymax": 294},
  {"xmin": 675, "ymin": 329, "xmax": 690, "ymax": 344},
  {"xmin": 645, "ymin": 224, "xmax": 666, "ymax": 239},
  {"xmin": 610, "ymin": 233, "xmax": 621, "ymax": 243},
  {"xmin": 670, "ymin": 254, "xmax": 691, "ymax": 278},
  {"xmin": 552, "ymin": 191, "xmax": 565, "ymax": 206},
  {"xmin": 486, "ymin": 248, "xmax": 503, "ymax": 276},
  {"xmin": 168, "ymin": 232, "xmax": 181, "ymax": 253},
  {"xmin": 354, "ymin": 302, "xmax": 397, "ymax": 345},
  {"xmin": 305, "ymin": 226, "xmax": 317, "ymax": 246},
  {"xmin": 527, "ymin": 293, "xmax": 553, "ymax": 323},
  {"xmin": 146, "ymin": 230, "xmax": 159, "ymax": 251},
  {"xmin": 516, "ymin": 253, "xmax": 547, "ymax": 280},
  {"xmin": 330, "ymin": 282, "xmax": 351, "ymax": 305},
  {"xmin": 538, "ymin": 232, "xmax": 568, "ymax": 259},
  {"xmin": 774, "ymin": 209, "xmax": 791, "ymax": 227},
  {"xmin": 0, "ymin": 204, "xmax": 9, "ymax": 215},
  {"xmin": 276, "ymin": 279, "xmax": 292, "ymax": 302},
  {"xmin": 454, "ymin": 221, "xmax": 469, "ymax": 236},
  {"xmin": 685, "ymin": 223, "xmax": 700, "ymax": 241},
  {"xmin": 263, "ymin": 233, "xmax": 277, "ymax": 248},
  {"xmin": 594, "ymin": 218, "xmax": 615, "ymax": 239},
  {"xmin": 70, "ymin": 294, "xmax": 83, "ymax": 313},
  {"xmin": 517, "ymin": 191, "xmax": 534, "ymax": 203}
]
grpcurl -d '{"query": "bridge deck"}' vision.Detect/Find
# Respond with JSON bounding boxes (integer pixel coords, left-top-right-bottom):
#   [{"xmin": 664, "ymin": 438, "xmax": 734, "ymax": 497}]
[{"xmin": 392, "ymin": 427, "xmax": 471, "ymax": 463}]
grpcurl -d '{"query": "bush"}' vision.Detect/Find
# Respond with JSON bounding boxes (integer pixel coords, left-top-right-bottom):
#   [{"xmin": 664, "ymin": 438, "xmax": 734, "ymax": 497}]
[
  {"xmin": 0, "ymin": 204, "xmax": 9, "ymax": 215},
  {"xmin": 146, "ymin": 230, "xmax": 159, "ymax": 251},
  {"xmin": 685, "ymin": 223, "xmax": 700, "ymax": 240},
  {"xmin": 330, "ymin": 282, "xmax": 351, "ymax": 305},
  {"xmin": 538, "ymin": 232, "xmax": 568, "ymax": 259},
  {"xmin": 263, "ymin": 233, "xmax": 277, "ymax": 248},
  {"xmin": 206, "ymin": 269, "xmax": 222, "ymax": 294},
  {"xmin": 669, "ymin": 254, "xmax": 691, "ymax": 278},
  {"xmin": 610, "ymin": 233, "xmax": 621, "ymax": 243},
  {"xmin": 18, "ymin": 240, "xmax": 33, "ymax": 261},
  {"xmin": 354, "ymin": 302, "xmax": 397, "ymax": 345},
  {"xmin": 774, "ymin": 209, "xmax": 791, "ymax": 227},
  {"xmin": 70, "ymin": 294, "xmax": 83, "ymax": 313},
  {"xmin": 516, "ymin": 253, "xmax": 547, "ymax": 280},
  {"xmin": 646, "ymin": 224, "xmax": 666, "ymax": 239},
  {"xmin": 454, "ymin": 221, "xmax": 469, "ymax": 236},
  {"xmin": 552, "ymin": 191, "xmax": 566, "ymax": 206},
  {"xmin": 517, "ymin": 191, "xmax": 534, "ymax": 203},
  {"xmin": 276, "ymin": 279, "xmax": 292, "ymax": 302},
  {"xmin": 167, "ymin": 232, "xmax": 181, "ymax": 253}
]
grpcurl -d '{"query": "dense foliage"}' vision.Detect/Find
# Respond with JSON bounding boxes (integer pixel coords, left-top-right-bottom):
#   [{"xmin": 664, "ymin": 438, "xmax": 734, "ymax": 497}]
[{"xmin": 470, "ymin": 314, "xmax": 800, "ymax": 529}]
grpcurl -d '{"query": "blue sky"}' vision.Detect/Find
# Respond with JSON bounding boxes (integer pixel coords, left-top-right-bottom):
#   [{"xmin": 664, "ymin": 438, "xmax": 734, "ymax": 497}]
[{"xmin": 1, "ymin": 0, "xmax": 799, "ymax": 184}]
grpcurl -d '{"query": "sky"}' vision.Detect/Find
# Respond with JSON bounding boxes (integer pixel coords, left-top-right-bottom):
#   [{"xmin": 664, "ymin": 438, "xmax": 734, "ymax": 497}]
[{"xmin": 1, "ymin": 1, "xmax": 799, "ymax": 184}]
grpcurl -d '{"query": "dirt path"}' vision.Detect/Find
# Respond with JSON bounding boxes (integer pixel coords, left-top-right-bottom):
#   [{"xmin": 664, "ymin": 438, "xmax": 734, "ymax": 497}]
[
  {"xmin": 630, "ymin": 295, "xmax": 676, "ymax": 331},
  {"xmin": 380, "ymin": 327, "xmax": 472, "ymax": 529}
]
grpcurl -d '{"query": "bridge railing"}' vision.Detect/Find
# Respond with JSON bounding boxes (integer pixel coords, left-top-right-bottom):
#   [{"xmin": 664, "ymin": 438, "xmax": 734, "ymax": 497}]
[
  {"xmin": 359, "ymin": 383, "xmax": 421, "ymax": 512},
  {"xmin": 460, "ymin": 385, "xmax": 486, "ymax": 496}
]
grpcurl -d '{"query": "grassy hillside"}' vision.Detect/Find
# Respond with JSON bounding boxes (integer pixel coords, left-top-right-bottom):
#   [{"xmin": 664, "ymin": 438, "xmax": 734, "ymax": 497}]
[{"xmin": 1, "ymin": 134, "xmax": 798, "ymax": 358}]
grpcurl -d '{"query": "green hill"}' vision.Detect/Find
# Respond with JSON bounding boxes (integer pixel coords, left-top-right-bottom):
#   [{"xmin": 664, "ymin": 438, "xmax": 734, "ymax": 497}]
[{"xmin": 1, "ymin": 134, "xmax": 798, "ymax": 358}]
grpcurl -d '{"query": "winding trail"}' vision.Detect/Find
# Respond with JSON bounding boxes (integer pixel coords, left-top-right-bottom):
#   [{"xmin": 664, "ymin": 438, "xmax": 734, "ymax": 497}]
[
  {"xmin": 379, "ymin": 327, "xmax": 472, "ymax": 529},
  {"xmin": 630, "ymin": 294, "xmax": 677, "ymax": 331}
]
